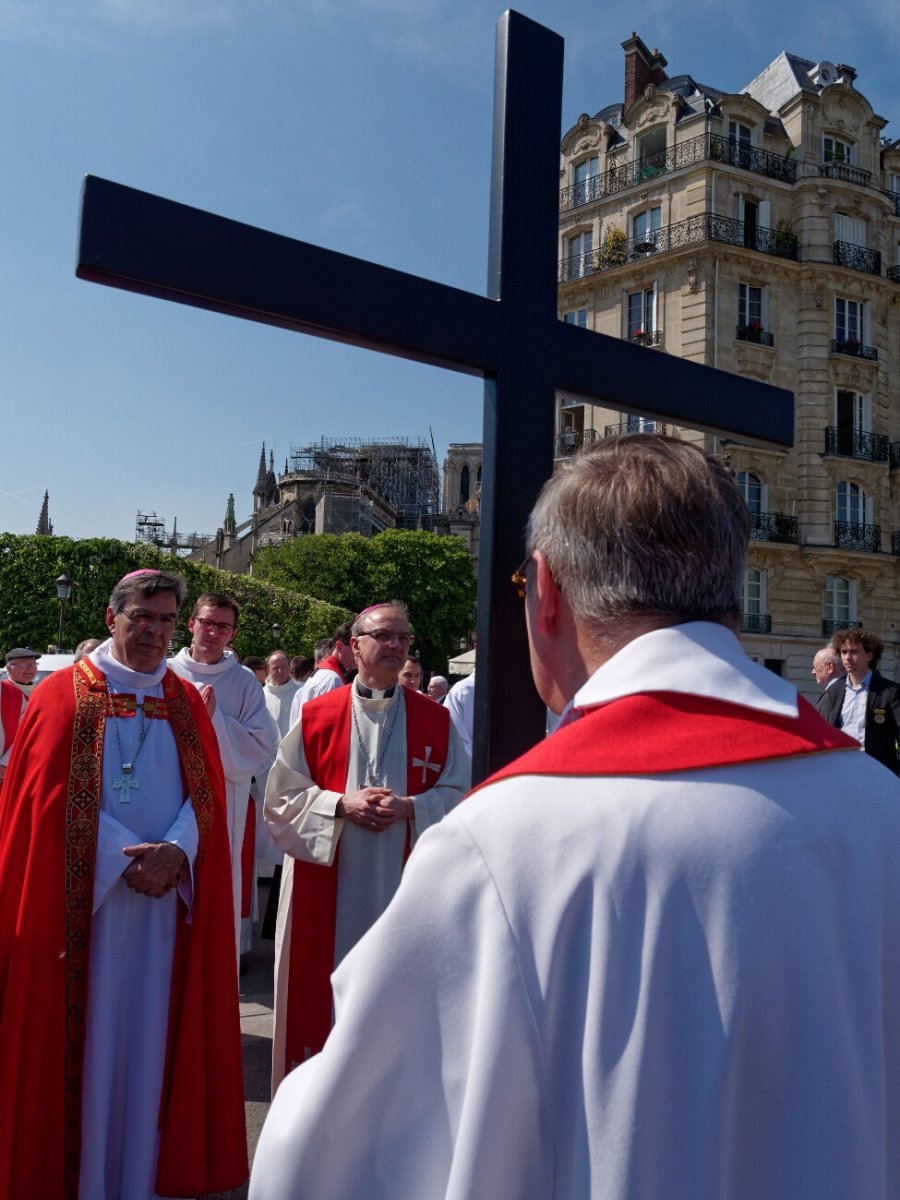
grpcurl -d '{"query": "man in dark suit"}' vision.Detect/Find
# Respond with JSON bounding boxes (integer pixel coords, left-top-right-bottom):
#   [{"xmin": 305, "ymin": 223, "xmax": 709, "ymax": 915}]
[
  {"xmin": 811, "ymin": 645, "xmax": 844, "ymax": 713},
  {"xmin": 821, "ymin": 629, "xmax": 900, "ymax": 773}
]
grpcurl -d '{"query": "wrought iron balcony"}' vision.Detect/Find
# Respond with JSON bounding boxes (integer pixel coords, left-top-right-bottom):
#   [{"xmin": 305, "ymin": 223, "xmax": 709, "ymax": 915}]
[
  {"xmin": 824, "ymin": 426, "xmax": 889, "ymax": 462},
  {"xmin": 834, "ymin": 520, "xmax": 880, "ymax": 552},
  {"xmin": 741, "ymin": 613, "xmax": 772, "ymax": 634},
  {"xmin": 554, "ymin": 428, "xmax": 599, "ymax": 459},
  {"xmin": 822, "ymin": 619, "xmax": 862, "ymax": 637},
  {"xmin": 627, "ymin": 328, "xmax": 661, "ymax": 347},
  {"xmin": 893, "ymin": 530, "xmax": 900, "ymax": 557},
  {"xmin": 891, "ymin": 442, "xmax": 900, "ymax": 468},
  {"xmin": 559, "ymin": 212, "xmax": 798, "ymax": 281},
  {"xmin": 820, "ymin": 161, "xmax": 873, "ymax": 187},
  {"xmin": 888, "ymin": 265, "xmax": 900, "ymax": 283},
  {"xmin": 750, "ymin": 512, "xmax": 799, "ymax": 543},
  {"xmin": 735, "ymin": 324, "xmax": 774, "ymax": 346},
  {"xmin": 833, "ymin": 240, "xmax": 881, "ymax": 275},
  {"xmin": 559, "ymin": 131, "xmax": 797, "ymax": 212},
  {"xmin": 885, "ymin": 189, "xmax": 900, "ymax": 217},
  {"xmin": 830, "ymin": 339, "xmax": 878, "ymax": 361},
  {"xmin": 602, "ymin": 420, "xmax": 671, "ymax": 438}
]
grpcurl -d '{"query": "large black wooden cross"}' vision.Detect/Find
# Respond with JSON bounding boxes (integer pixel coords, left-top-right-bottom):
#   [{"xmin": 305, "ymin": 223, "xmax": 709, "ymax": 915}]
[{"xmin": 77, "ymin": 10, "xmax": 793, "ymax": 783}]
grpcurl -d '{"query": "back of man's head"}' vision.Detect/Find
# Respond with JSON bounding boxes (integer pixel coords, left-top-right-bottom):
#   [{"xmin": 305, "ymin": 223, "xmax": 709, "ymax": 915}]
[
  {"xmin": 314, "ymin": 638, "xmax": 334, "ymax": 663},
  {"xmin": 332, "ymin": 621, "xmax": 353, "ymax": 648},
  {"xmin": 527, "ymin": 435, "xmax": 749, "ymax": 627}
]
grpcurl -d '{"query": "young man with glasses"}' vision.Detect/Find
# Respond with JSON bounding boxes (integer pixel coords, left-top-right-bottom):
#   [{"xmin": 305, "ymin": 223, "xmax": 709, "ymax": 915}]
[
  {"xmin": 0, "ymin": 569, "xmax": 247, "ymax": 1198},
  {"xmin": 264, "ymin": 600, "xmax": 469, "ymax": 1093},
  {"xmin": 170, "ymin": 592, "xmax": 279, "ymax": 964}
]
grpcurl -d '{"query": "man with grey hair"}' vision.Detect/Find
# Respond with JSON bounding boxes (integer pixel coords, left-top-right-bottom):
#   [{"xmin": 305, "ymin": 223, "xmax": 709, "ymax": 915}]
[
  {"xmin": 0, "ymin": 568, "xmax": 247, "ymax": 1198},
  {"xmin": 263, "ymin": 600, "xmax": 469, "ymax": 1092},
  {"xmin": 288, "ymin": 624, "xmax": 355, "ymax": 727},
  {"xmin": 426, "ymin": 674, "xmax": 449, "ymax": 703},
  {"xmin": 811, "ymin": 644, "xmax": 843, "ymax": 711},
  {"xmin": 252, "ymin": 436, "xmax": 900, "ymax": 1200}
]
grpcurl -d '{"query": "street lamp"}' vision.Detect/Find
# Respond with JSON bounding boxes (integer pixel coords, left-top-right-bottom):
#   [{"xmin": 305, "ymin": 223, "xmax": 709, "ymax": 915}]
[
  {"xmin": 272, "ymin": 622, "xmax": 281, "ymax": 649},
  {"xmin": 55, "ymin": 572, "xmax": 73, "ymax": 652}
]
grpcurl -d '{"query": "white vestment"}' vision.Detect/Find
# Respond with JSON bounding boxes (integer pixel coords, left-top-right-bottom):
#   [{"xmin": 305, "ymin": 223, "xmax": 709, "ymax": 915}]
[
  {"xmin": 251, "ymin": 623, "xmax": 900, "ymax": 1200},
  {"xmin": 80, "ymin": 642, "xmax": 199, "ymax": 1200},
  {"xmin": 265, "ymin": 685, "xmax": 470, "ymax": 1091},
  {"xmin": 169, "ymin": 648, "xmax": 279, "ymax": 958},
  {"xmin": 288, "ymin": 664, "xmax": 344, "ymax": 727},
  {"xmin": 445, "ymin": 669, "xmax": 475, "ymax": 755},
  {"xmin": 255, "ymin": 678, "xmax": 301, "ymax": 866}
]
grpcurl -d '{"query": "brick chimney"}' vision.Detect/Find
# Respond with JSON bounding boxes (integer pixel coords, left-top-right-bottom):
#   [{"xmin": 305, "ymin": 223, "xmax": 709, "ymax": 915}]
[{"xmin": 622, "ymin": 33, "xmax": 668, "ymax": 110}]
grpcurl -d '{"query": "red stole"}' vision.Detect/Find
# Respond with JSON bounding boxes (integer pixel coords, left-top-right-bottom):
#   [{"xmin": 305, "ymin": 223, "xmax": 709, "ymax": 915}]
[
  {"xmin": 0, "ymin": 662, "xmax": 248, "ymax": 1199},
  {"xmin": 283, "ymin": 685, "xmax": 450, "ymax": 1073},
  {"xmin": 317, "ymin": 654, "xmax": 346, "ymax": 680},
  {"xmin": 0, "ymin": 681, "xmax": 23, "ymax": 759},
  {"xmin": 472, "ymin": 690, "xmax": 858, "ymax": 796}
]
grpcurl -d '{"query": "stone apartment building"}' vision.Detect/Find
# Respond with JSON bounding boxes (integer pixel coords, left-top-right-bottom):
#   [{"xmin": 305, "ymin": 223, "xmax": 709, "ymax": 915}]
[{"xmin": 556, "ymin": 34, "xmax": 900, "ymax": 696}]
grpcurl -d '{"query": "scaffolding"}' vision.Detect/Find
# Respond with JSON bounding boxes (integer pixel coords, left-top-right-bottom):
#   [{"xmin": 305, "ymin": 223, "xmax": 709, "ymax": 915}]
[
  {"xmin": 135, "ymin": 510, "xmax": 214, "ymax": 556},
  {"xmin": 288, "ymin": 436, "xmax": 440, "ymax": 531}
]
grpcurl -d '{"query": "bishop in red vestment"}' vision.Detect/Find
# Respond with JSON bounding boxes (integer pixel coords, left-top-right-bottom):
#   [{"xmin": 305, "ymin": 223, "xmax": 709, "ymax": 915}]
[
  {"xmin": 0, "ymin": 570, "xmax": 247, "ymax": 1200},
  {"xmin": 265, "ymin": 602, "xmax": 469, "ymax": 1090}
]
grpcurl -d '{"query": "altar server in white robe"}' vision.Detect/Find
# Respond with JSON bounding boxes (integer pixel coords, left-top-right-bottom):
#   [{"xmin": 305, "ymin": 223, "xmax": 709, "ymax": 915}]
[
  {"xmin": 170, "ymin": 592, "xmax": 279, "ymax": 960},
  {"xmin": 251, "ymin": 435, "xmax": 900, "ymax": 1200}
]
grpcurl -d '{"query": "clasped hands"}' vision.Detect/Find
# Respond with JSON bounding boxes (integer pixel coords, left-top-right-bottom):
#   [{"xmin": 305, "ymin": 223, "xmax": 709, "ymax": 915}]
[
  {"xmin": 122, "ymin": 841, "xmax": 188, "ymax": 898},
  {"xmin": 338, "ymin": 787, "xmax": 413, "ymax": 832}
]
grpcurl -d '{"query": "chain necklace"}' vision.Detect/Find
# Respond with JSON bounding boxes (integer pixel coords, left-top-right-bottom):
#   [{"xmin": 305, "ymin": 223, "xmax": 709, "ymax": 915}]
[
  {"xmin": 110, "ymin": 694, "xmax": 153, "ymax": 803},
  {"xmin": 351, "ymin": 687, "xmax": 401, "ymax": 787}
]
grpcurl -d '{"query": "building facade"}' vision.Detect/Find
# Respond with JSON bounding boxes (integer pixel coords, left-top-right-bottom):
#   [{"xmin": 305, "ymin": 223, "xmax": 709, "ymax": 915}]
[{"xmin": 557, "ymin": 35, "xmax": 900, "ymax": 697}]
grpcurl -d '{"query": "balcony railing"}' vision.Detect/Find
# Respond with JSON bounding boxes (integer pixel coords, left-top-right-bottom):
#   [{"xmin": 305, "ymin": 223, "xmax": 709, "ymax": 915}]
[
  {"xmin": 603, "ymin": 420, "xmax": 671, "ymax": 438},
  {"xmin": 833, "ymin": 240, "xmax": 881, "ymax": 275},
  {"xmin": 560, "ymin": 212, "xmax": 798, "ymax": 281},
  {"xmin": 891, "ymin": 442, "xmax": 900, "ymax": 468},
  {"xmin": 822, "ymin": 618, "xmax": 862, "ymax": 637},
  {"xmin": 559, "ymin": 131, "xmax": 797, "ymax": 212},
  {"xmin": 824, "ymin": 426, "xmax": 890, "ymax": 462},
  {"xmin": 820, "ymin": 161, "xmax": 873, "ymax": 187},
  {"xmin": 750, "ymin": 512, "xmax": 799, "ymax": 543},
  {"xmin": 888, "ymin": 265, "xmax": 900, "ymax": 283},
  {"xmin": 830, "ymin": 339, "xmax": 878, "ymax": 361},
  {"xmin": 885, "ymin": 190, "xmax": 900, "ymax": 217},
  {"xmin": 627, "ymin": 329, "xmax": 661, "ymax": 347},
  {"xmin": 554, "ymin": 429, "xmax": 599, "ymax": 459},
  {"xmin": 741, "ymin": 613, "xmax": 772, "ymax": 634},
  {"xmin": 893, "ymin": 530, "xmax": 900, "ymax": 557},
  {"xmin": 735, "ymin": 325, "xmax": 774, "ymax": 346},
  {"xmin": 834, "ymin": 520, "xmax": 880, "ymax": 552}
]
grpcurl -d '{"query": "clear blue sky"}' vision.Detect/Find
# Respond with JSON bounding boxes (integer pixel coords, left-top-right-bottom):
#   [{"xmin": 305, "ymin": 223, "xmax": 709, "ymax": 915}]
[{"xmin": 2, "ymin": 0, "xmax": 897, "ymax": 542}]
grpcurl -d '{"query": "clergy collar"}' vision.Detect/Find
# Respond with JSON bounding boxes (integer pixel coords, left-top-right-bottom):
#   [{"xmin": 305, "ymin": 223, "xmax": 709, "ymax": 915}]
[{"xmin": 355, "ymin": 680, "xmax": 397, "ymax": 701}]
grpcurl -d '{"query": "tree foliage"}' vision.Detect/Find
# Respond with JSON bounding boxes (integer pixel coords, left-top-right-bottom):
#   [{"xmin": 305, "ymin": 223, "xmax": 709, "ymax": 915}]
[
  {"xmin": 253, "ymin": 529, "xmax": 475, "ymax": 670},
  {"xmin": 0, "ymin": 534, "xmax": 351, "ymax": 660}
]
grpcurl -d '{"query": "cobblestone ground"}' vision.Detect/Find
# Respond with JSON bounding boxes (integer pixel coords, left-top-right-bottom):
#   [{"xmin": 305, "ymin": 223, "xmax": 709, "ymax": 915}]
[{"xmin": 208, "ymin": 878, "xmax": 276, "ymax": 1200}]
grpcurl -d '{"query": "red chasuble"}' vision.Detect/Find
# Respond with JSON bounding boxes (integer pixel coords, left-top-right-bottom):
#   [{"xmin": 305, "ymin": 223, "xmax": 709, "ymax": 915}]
[
  {"xmin": 0, "ymin": 662, "xmax": 248, "ymax": 1200},
  {"xmin": 317, "ymin": 654, "xmax": 346, "ymax": 680},
  {"xmin": 283, "ymin": 685, "xmax": 450, "ymax": 1072},
  {"xmin": 473, "ymin": 690, "xmax": 858, "ymax": 793}
]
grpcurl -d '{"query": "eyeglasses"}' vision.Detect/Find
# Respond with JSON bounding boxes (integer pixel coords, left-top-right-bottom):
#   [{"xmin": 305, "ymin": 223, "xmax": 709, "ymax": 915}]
[
  {"xmin": 357, "ymin": 629, "xmax": 412, "ymax": 647},
  {"xmin": 121, "ymin": 608, "xmax": 177, "ymax": 629},
  {"xmin": 511, "ymin": 555, "xmax": 531, "ymax": 600},
  {"xmin": 193, "ymin": 616, "xmax": 235, "ymax": 635}
]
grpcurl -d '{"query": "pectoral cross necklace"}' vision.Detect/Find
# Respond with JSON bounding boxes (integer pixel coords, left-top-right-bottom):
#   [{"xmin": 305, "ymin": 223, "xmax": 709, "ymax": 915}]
[{"xmin": 111, "ymin": 697, "xmax": 152, "ymax": 803}]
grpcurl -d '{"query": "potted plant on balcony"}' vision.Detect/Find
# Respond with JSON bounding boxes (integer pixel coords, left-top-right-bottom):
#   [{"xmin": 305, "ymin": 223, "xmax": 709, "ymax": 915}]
[
  {"xmin": 774, "ymin": 218, "xmax": 796, "ymax": 257},
  {"xmin": 631, "ymin": 327, "xmax": 648, "ymax": 345},
  {"xmin": 597, "ymin": 225, "xmax": 627, "ymax": 268},
  {"xmin": 844, "ymin": 337, "xmax": 861, "ymax": 354}
]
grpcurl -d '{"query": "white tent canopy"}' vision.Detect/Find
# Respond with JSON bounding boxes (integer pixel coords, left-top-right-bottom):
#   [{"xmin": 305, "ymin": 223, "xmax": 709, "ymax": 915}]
[{"xmin": 448, "ymin": 649, "xmax": 476, "ymax": 677}]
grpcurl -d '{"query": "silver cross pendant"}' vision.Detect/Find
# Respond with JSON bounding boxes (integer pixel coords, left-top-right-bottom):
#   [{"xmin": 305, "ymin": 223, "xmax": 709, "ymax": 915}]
[{"xmin": 113, "ymin": 766, "xmax": 140, "ymax": 803}]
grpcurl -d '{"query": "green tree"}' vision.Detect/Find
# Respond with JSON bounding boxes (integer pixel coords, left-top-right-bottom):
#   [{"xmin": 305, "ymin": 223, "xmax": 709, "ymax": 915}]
[
  {"xmin": 254, "ymin": 529, "xmax": 475, "ymax": 670},
  {"xmin": 0, "ymin": 534, "xmax": 350, "ymax": 659}
]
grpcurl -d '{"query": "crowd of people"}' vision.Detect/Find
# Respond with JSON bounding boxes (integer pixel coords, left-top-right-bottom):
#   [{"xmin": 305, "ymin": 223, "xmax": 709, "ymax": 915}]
[{"xmin": 2, "ymin": 433, "xmax": 900, "ymax": 1198}]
